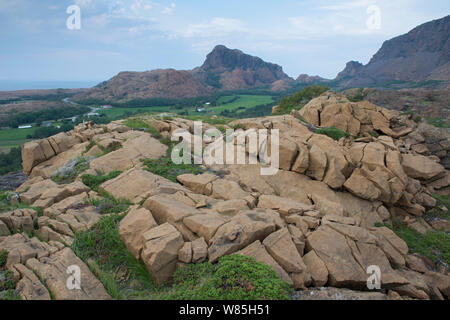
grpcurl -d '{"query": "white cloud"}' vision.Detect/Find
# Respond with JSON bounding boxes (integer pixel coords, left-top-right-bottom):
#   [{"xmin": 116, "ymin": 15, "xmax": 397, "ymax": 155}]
[{"xmin": 162, "ymin": 3, "xmax": 176, "ymax": 15}]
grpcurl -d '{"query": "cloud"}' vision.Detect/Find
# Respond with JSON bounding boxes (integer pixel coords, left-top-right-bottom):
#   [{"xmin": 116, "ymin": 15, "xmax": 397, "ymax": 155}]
[
  {"xmin": 162, "ymin": 3, "xmax": 176, "ymax": 15},
  {"xmin": 180, "ymin": 18, "xmax": 246, "ymax": 38}
]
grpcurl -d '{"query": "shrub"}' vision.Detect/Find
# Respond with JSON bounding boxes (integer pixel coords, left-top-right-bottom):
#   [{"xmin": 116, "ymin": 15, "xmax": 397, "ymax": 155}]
[
  {"xmin": 51, "ymin": 156, "xmax": 91, "ymax": 185},
  {"xmin": 124, "ymin": 118, "xmax": 162, "ymax": 139},
  {"xmin": 0, "ymin": 250, "xmax": 7, "ymax": 268},
  {"xmin": 141, "ymin": 157, "xmax": 206, "ymax": 183},
  {"xmin": 274, "ymin": 85, "xmax": 329, "ymax": 115},
  {"xmin": 160, "ymin": 255, "xmax": 292, "ymax": 300},
  {"xmin": 0, "ymin": 147, "xmax": 22, "ymax": 175},
  {"xmin": 81, "ymin": 171, "xmax": 122, "ymax": 192},
  {"xmin": 386, "ymin": 222, "xmax": 450, "ymax": 265},
  {"xmin": 316, "ymin": 127, "xmax": 350, "ymax": 141},
  {"xmin": 72, "ymin": 214, "xmax": 156, "ymax": 299},
  {"xmin": 88, "ymin": 192, "xmax": 130, "ymax": 214}
]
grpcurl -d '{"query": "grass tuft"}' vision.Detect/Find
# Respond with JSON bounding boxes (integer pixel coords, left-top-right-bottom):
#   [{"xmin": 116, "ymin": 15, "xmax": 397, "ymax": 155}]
[{"xmin": 316, "ymin": 127, "xmax": 351, "ymax": 141}]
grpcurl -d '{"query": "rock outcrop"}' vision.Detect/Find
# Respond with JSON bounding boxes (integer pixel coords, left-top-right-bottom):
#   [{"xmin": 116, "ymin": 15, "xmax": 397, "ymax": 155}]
[{"xmin": 2, "ymin": 92, "xmax": 449, "ymax": 300}]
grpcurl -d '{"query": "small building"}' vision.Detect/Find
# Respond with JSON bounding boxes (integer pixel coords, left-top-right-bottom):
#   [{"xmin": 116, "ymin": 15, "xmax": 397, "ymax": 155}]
[
  {"xmin": 196, "ymin": 108, "xmax": 206, "ymax": 113},
  {"xmin": 100, "ymin": 105, "xmax": 113, "ymax": 109},
  {"xmin": 18, "ymin": 125, "xmax": 32, "ymax": 129},
  {"xmin": 87, "ymin": 112, "xmax": 100, "ymax": 117}
]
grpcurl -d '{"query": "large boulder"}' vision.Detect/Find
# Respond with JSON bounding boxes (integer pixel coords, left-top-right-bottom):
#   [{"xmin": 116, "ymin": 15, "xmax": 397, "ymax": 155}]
[
  {"xmin": 26, "ymin": 248, "xmax": 111, "ymax": 300},
  {"xmin": 401, "ymin": 154, "xmax": 445, "ymax": 180},
  {"xmin": 119, "ymin": 206, "xmax": 157, "ymax": 259},
  {"xmin": 208, "ymin": 210, "xmax": 279, "ymax": 262},
  {"xmin": 140, "ymin": 223, "xmax": 184, "ymax": 284},
  {"xmin": 100, "ymin": 168, "xmax": 187, "ymax": 203}
]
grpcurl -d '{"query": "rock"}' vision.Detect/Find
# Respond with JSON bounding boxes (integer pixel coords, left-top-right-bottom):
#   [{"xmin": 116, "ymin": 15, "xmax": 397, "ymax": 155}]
[
  {"xmin": 0, "ymin": 220, "xmax": 10, "ymax": 236},
  {"xmin": 344, "ymin": 169, "xmax": 381, "ymax": 201},
  {"xmin": 12, "ymin": 263, "xmax": 51, "ymax": 300},
  {"xmin": 208, "ymin": 210, "xmax": 278, "ymax": 262},
  {"xmin": 178, "ymin": 242, "xmax": 192, "ymax": 264},
  {"xmin": 119, "ymin": 206, "xmax": 157, "ymax": 259},
  {"xmin": 303, "ymin": 250, "xmax": 328, "ymax": 287},
  {"xmin": 306, "ymin": 144, "xmax": 327, "ymax": 181},
  {"xmin": 294, "ymin": 287, "xmax": 388, "ymax": 300},
  {"xmin": 26, "ymin": 248, "xmax": 111, "ymax": 300},
  {"xmin": 236, "ymin": 241, "xmax": 293, "ymax": 285},
  {"xmin": 0, "ymin": 209, "xmax": 36, "ymax": 233},
  {"xmin": 101, "ymin": 168, "xmax": 187, "ymax": 204},
  {"xmin": 211, "ymin": 179, "xmax": 250, "ymax": 201},
  {"xmin": 263, "ymin": 228, "xmax": 307, "ymax": 273},
  {"xmin": 20, "ymin": 179, "xmax": 59, "ymax": 204},
  {"xmin": 143, "ymin": 195, "xmax": 200, "ymax": 225},
  {"xmin": 257, "ymin": 195, "xmax": 313, "ymax": 216},
  {"xmin": 177, "ymin": 173, "xmax": 218, "ymax": 195},
  {"xmin": 183, "ymin": 213, "xmax": 228, "ymax": 243},
  {"xmin": 402, "ymin": 154, "xmax": 445, "ymax": 180},
  {"xmin": 191, "ymin": 237, "xmax": 208, "ymax": 263},
  {"xmin": 89, "ymin": 133, "xmax": 167, "ymax": 174},
  {"xmin": 43, "ymin": 192, "xmax": 88, "ymax": 217},
  {"xmin": 306, "ymin": 226, "xmax": 367, "ymax": 287},
  {"xmin": 291, "ymin": 142, "xmax": 309, "ymax": 174},
  {"xmin": 322, "ymin": 214, "xmax": 356, "ymax": 226},
  {"xmin": 405, "ymin": 255, "xmax": 429, "ymax": 273},
  {"xmin": 141, "ymin": 223, "xmax": 184, "ymax": 284},
  {"xmin": 212, "ymin": 200, "xmax": 249, "ymax": 216}
]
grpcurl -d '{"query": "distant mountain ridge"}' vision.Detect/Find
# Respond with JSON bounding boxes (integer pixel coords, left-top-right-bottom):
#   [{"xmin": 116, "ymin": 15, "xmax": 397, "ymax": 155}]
[
  {"xmin": 78, "ymin": 45, "xmax": 293, "ymax": 102},
  {"xmin": 336, "ymin": 15, "xmax": 450, "ymax": 87},
  {"xmin": 74, "ymin": 15, "xmax": 450, "ymax": 102}
]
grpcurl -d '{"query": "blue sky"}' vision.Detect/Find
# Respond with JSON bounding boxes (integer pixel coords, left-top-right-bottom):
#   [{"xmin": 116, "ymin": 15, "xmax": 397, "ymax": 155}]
[{"xmin": 0, "ymin": 0, "xmax": 449, "ymax": 88}]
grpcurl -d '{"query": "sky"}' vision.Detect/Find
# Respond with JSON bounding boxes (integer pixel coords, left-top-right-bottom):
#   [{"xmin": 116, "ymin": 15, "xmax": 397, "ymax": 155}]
[{"xmin": 0, "ymin": 0, "xmax": 449, "ymax": 89}]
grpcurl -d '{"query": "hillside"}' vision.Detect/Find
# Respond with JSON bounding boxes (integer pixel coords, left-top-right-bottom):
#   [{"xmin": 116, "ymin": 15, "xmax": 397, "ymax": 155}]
[
  {"xmin": 76, "ymin": 45, "xmax": 293, "ymax": 103},
  {"xmin": 0, "ymin": 92, "xmax": 449, "ymax": 300},
  {"xmin": 336, "ymin": 15, "xmax": 450, "ymax": 87}
]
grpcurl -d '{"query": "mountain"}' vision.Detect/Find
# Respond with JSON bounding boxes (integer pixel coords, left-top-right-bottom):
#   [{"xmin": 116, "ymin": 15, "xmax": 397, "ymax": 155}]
[
  {"xmin": 296, "ymin": 74, "xmax": 327, "ymax": 84},
  {"xmin": 77, "ymin": 45, "xmax": 292, "ymax": 102},
  {"xmin": 78, "ymin": 69, "xmax": 212, "ymax": 102},
  {"xmin": 336, "ymin": 15, "xmax": 450, "ymax": 87},
  {"xmin": 192, "ymin": 45, "xmax": 292, "ymax": 91}
]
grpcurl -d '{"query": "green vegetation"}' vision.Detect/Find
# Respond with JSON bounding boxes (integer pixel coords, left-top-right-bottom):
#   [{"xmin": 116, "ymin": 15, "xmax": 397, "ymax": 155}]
[
  {"xmin": 0, "ymin": 191, "xmax": 40, "ymax": 213},
  {"xmin": 72, "ymin": 214, "xmax": 291, "ymax": 301},
  {"xmin": 8, "ymin": 106, "xmax": 90, "ymax": 128},
  {"xmin": 51, "ymin": 156, "xmax": 91, "ymax": 185},
  {"xmin": 81, "ymin": 171, "xmax": 122, "ymax": 192},
  {"xmin": 426, "ymin": 194, "xmax": 450, "ymax": 221},
  {"xmin": 382, "ymin": 222, "xmax": 449, "ymax": 265},
  {"xmin": 274, "ymin": 85, "xmax": 329, "ymax": 115},
  {"xmin": 88, "ymin": 192, "xmax": 131, "ymax": 214},
  {"xmin": 427, "ymin": 117, "xmax": 450, "ymax": 128},
  {"xmin": 368, "ymin": 130, "xmax": 380, "ymax": 138},
  {"xmin": 0, "ymin": 147, "xmax": 22, "ymax": 175},
  {"xmin": 26, "ymin": 123, "xmax": 74, "ymax": 139},
  {"xmin": 158, "ymin": 255, "xmax": 291, "ymax": 300},
  {"xmin": 0, "ymin": 250, "xmax": 21, "ymax": 300},
  {"xmin": 347, "ymin": 88, "xmax": 367, "ymax": 102},
  {"xmin": 316, "ymin": 127, "xmax": 351, "ymax": 140},
  {"xmin": 72, "ymin": 214, "xmax": 156, "ymax": 299},
  {"xmin": 124, "ymin": 118, "xmax": 163, "ymax": 139},
  {"xmin": 141, "ymin": 157, "xmax": 206, "ymax": 183},
  {"xmin": 0, "ymin": 250, "xmax": 7, "ymax": 267}
]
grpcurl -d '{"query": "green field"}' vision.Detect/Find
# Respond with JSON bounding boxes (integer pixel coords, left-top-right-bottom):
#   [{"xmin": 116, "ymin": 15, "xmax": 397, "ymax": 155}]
[
  {"xmin": 99, "ymin": 106, "xmax": 173, "ymax": 118},
  {"xmin": 211, "ymin": 95, "xmax": 274, "ymax": 114},
  {"xmin": 0, "ymin": 127, "xmax": 35, "ymax": 152}
]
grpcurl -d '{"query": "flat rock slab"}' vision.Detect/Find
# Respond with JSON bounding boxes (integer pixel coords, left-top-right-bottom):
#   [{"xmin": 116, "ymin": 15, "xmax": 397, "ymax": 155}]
[{"xmin": 26, "ymin": 247, "xmax": 111, "ymax": 300}]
